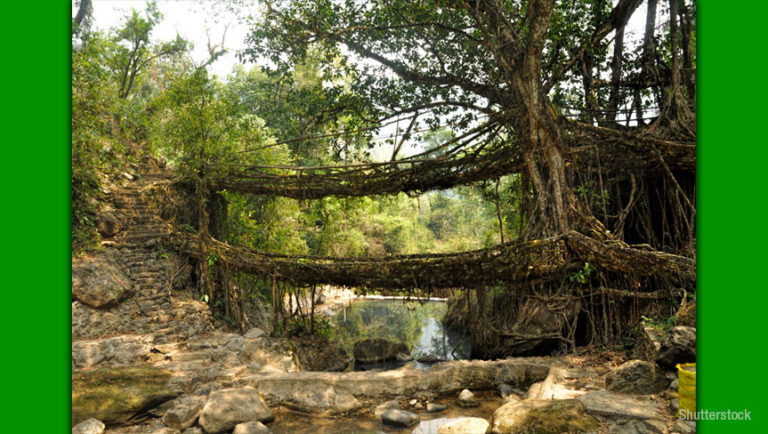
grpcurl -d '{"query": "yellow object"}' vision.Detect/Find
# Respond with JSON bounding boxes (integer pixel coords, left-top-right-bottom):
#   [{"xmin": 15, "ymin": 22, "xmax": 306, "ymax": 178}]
[{"xmin": 677, "ymin": 363, "xmax": 696, "ymax": 419}]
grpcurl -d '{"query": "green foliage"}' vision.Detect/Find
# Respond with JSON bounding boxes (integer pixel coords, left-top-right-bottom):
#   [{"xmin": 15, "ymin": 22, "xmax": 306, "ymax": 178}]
[
  {"xmin": 569, "ymin": 262, "xmax": 595, "ymax": 284},
  {"xmin": 641, "ymin": 315, "xmax": 677, "ymax": 333}
]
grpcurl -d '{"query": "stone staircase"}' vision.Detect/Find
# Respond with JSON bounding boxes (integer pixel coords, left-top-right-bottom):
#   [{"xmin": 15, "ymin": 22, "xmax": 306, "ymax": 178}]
[
  {"xmin": 113, "ymin": 173, "xmax": 172, "ymax": 245},
  {"xmin": 72, "ymin": 172, "xmax": 215, "ymax": 370}
]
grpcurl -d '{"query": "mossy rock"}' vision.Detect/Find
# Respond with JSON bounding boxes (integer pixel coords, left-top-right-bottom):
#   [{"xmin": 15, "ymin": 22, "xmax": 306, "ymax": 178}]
[
  {"xmin": 72, "ymin": 367, "xmax": 179, "ymax": 427},
  {"xmin": 491, "ymin": 399, "xmax": 597, "ymax": 433}
]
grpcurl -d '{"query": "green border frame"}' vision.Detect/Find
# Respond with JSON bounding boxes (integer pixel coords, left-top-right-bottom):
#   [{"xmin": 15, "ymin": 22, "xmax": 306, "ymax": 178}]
[
  {"xmin": 698, "ymin": 1, "xmax": 767, "ymax": 432},
  {"xmin": 2, "ymin": 1, "xmax": 70, "ymax": 432},
  {"xmin": 2, "ymin": 1, "xmax": 765, "ymax": 432}
]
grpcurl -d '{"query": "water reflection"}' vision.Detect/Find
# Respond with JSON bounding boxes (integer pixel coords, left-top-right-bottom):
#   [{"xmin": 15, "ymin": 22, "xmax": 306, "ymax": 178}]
[{"xmin": 329, "ymin": 300, "xmax": 471, "ymax": 370}]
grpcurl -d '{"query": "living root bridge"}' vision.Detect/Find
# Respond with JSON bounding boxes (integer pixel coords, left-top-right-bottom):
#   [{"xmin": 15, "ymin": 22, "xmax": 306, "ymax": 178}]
[
  {"xmin": 164, "ymin": 231, "xmax": 694, "ymax": 291},
  {"xmin": 189, "ymin": 124, "xmax": 694, "ymax": 200},
  {"xmin": 208, "ymin": 146, "xmax": 525, "ymax": 199}
]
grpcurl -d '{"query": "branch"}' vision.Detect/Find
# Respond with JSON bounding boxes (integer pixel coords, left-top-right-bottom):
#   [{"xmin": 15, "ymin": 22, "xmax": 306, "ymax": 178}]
[{"xmin": 545, "ymin": 0, "xmax": 643, "ymax": 90}]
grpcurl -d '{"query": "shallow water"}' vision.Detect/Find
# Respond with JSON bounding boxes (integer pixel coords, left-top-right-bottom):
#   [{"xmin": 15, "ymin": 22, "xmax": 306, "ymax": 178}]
[
  {"xmin": 328, "ymin": 300, "xmax": 471, "ymax": 370},
  {"xmin": 268, "ymin": 391, "xmax": 503, "ymax": 434}
]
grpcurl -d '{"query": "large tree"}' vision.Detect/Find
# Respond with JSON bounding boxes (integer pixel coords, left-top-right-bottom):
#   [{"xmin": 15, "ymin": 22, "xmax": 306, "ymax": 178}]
[
  {"xmin": 241, "ymin": 0, "xmax": 695, "ymax": 246},
  {"xmin": 172, "ymin": 0, "xmax": 696, "ymax": 357}
]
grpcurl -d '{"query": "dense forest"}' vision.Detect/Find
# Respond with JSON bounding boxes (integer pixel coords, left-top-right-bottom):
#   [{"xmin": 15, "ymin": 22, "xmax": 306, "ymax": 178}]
[{"xmin": 72, "ymin": 0, "xmax": 695, "ymax": 357}]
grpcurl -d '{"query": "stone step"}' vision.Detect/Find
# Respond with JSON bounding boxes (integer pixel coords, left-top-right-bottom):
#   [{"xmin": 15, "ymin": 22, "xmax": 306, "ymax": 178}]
[
  {"xmin": 124, "ymin": 234, "xmax": 163, "ymax": 243},
  {"xmin": 158, "ymin": 360, "xmax": 211, "ymax": 371}
]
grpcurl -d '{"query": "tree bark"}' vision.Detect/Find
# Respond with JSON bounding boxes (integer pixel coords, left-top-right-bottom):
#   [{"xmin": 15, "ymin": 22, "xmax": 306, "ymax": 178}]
[{"xmin": 74, "ymin": 0, "xmax": 92, "ymax": 27}]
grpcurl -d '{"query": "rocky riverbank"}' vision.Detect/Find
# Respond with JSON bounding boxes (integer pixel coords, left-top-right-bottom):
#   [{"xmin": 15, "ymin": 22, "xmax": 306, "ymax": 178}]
[{"xmin": 73, "ymin": 174, "xmax": 697, "ymax": 433}]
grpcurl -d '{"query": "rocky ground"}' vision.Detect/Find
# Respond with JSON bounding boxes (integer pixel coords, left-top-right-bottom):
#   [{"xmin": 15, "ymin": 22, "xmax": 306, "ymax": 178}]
[{"xmin": 73, "ymin": 173, "xmax": 697, "ymax": 434}]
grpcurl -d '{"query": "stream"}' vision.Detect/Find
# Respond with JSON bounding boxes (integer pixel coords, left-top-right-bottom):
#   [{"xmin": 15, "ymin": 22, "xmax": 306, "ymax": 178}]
[{"xmin": 328, "ymin": 299, "xmax": 472, "ymax": 370}]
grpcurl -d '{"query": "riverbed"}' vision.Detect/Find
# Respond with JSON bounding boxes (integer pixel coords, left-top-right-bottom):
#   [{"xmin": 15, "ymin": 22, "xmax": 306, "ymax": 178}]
[{"xmin": 328, "ymin": 299, "xmax": 471, "ymax": 370}]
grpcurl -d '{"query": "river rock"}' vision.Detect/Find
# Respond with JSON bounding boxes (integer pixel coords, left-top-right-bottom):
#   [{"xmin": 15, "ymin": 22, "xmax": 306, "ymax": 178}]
[
  {"xmin": 72, "ymin": 418, "xmax": 105, "ymax": 434},
  {"xmin": 72, "ymin": 367, "xmax": 179, "ymax": 426},
  {"xmin": 72, "ymin": 254, "xmax": 133, "ymax": 308},
  {"xmin": 232, "ymin": 421, "xmax": 272, "ymax": 434},
  {"xmin": 656, "ymin": 326, "xmax": 696, "ymax": 369},
  {"xmin": 577, "ymin": 389, "xmax": 662, "ymax": 420},
  {"xmin": 353, "ymin": 338, "xmax": 409, "ymax": 363},
  {"xmin": 417, "ymin": 354, "xmax": 440, "ymax": 363},
  {"xmin": 72, "ymin": 335, "xmax": 152, "ymax": 369},
  {"xmin": 427, "ymin": 403, "xmax": 447, "ymax": 413},
  {"xmin": 606, "ymin": 359, "xmax": 669, "ymax": 394},
  {"xmin": 438, "ymin": 417, "xmax": 490, "ymax": 434},
  {"xmin": 491, "ymin": 399, "xmax": 596, "ymax": 434},
  {"xmin": 381, "ymin": 409, "xmax": 420, "ymax": 428},
  {"xmin": 162, "ymin": 401, "xmax": 202, "ymax": 430},
  {"xmin": 374, "ymin": 400, "xmax": 402, "ymax": 418},
  {"xmin": 456, "ymin": 389, "xmax": 478, "ymax": 407},
  {"xmin": 182, "ymin": 428, "xmax": 203, "ymax": 434},
  {"xmin": 670, "ymin": 378, "xmax": 679, "ymax": 390},
  {"xmin": 198, "ymin": 387, "xmax": 274, "ymax": 433}
]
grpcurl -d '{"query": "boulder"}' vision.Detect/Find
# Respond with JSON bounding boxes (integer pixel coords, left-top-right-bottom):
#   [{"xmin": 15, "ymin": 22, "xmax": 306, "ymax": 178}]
[
  {"xmin": 334, "ymin": 389, "xmax": 362, "ymax": 412},
  {"xmin": 198, "ymin": 387, "xmax": 274, "ymax": 433},
  {"xmin": 240, "ymin": 338, "xmax": 299, "ymax": 372},
  {"xmin": 381, "ymin": 409, "xmax": 420, "ymax": 428},
  {"xmin": 233, "ymin": 421, "xmax": 272, "ymax": 434},
  {"xmin": 438, "ymin": 417, "xmax": 490, "ymax": 434},
  {"xmin": 72, "ymin": 335, "xmax": 152, "ymax": 369},
  {"xmin": 656, "ymin": 326, "xmax": 696, "ymax": 369},
  {"xmin": 96, "ymin": 211, "xmax": 122, "ymax": 238},
  {"xmin": 72, "ymin": 418, "xmax": 105, "ymax": 434},
  {"xmin": 456, "ymin": 389, "xmax": 478, "ymax": 408},
  {"xmin": 72, "ymin": 254, "xmax": 133, "ymax": 308},
  {"xmin": 162, "ymin": 401, "xmax": 202, "ymax": 430},
  {"xmin": 677, "ymin": 300, "xmax": 696, "ymax": 328},
  {"xmin": 609, "ymin": 419, "xmax": 667, "ymax": 434},
  {"xmin": 292, "ymin": 335, "xmax": 349, "ymax": 372},
  {"xmin": 576, "ymin": 389, "xmax": 662, "ymax": 420},
  {"xmin": 496, "ymin": 384, "xmax": 514, "ymax": 398},
  {"xmin": 526, "ymin": 368, "xmax": 587, "ymax": 400},
  {"xmin": 244, "ymin": 328, "xmax": 266, "ymax": 339},
  {"xmin": 72, "ymin": 301, "xmax": 123, "ymax": 339},
  {"xmin": 491, "ymin": 399, "xmax": 596, "ymax": 434},
  {"xmin": 72, "ymin": 367, "xmax": 179, "ymax": 426},
  {"xmin": 353, "ymin": 339, "xmax": 408, "ymax": 363},
  {"xmin": 374, "ymin": 400, "xmax": 402, "ymax": 418},
  {"xmin": 606, "ymin": 360, "xmax": 669, "ymax": 394},
  {"xmin": 634, "ymin": 320, "xmax": 664, "ymax": 360},
  {"xmin": 673, "ymin": 419, "xmax": 696, "ymax": 434}
]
